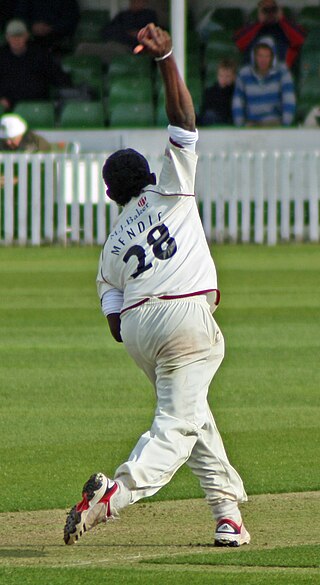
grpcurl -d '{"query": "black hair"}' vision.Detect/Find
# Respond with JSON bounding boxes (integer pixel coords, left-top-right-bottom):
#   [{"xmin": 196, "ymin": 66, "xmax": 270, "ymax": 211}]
[
  {"xmin": 102, "ymin": 148, "xmax": 155, "ymax": 206},
  {"xmin": 217, "ymin": 57, "xmax": 237, "ymax": 73}
]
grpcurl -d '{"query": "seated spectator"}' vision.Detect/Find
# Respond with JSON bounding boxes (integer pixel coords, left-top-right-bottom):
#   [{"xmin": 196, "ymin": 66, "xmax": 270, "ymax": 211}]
[
  {"xmin": 198, "ymin": 58, "xmax": 237, "ymax": 126},
  {"xmin": 232, "ymin": 37, "xmax": 296, "ymax": 127},
  {"xmin": 0, "ymin": 20, "xmax": 72, "ymax": 112},
  {"xmin": 234, "ymin": 0, "xmax": 306, "ymax": 70},
  {"xmin": 303, "ymin": 106, "xmax": 320, "ymax": 128},
  {"xmin": 76, "ymin": 0, "xmax": 158, "ymax": 65},
  {"xmin": 0, "ymin": 113, "xmax": 51, "ymax": 186},
  {"xmin": 14, "ymin": 0, "xmax": 80, "ymax": 53}
]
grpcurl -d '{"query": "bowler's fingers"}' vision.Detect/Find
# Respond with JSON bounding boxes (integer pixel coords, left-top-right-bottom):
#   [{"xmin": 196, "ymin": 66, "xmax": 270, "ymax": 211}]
[
  {"xmin": 136, "ymin": 24, "xmax": 149, "ymax": 43},
  {"xmin": 136, "ymin": 23, "xmax": 171, "ymax": 55}
]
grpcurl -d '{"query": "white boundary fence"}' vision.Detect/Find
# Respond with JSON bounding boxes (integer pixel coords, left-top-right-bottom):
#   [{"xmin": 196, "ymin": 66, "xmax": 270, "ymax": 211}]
[{"xmin": 0, "ymin": 150, "xmax": 319, "ymax": 245}]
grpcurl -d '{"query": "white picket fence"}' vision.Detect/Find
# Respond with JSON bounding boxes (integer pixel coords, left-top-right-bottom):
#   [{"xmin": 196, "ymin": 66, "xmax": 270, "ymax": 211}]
[{"xmin": 0, "ymin": 150, "xmax": 319, "ymax": 245}]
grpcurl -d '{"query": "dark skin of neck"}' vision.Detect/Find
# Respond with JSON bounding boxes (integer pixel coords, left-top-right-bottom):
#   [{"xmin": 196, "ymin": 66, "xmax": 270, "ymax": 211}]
[{"xmin": 107, "ymin": 24, "xmax": 195, "ymax": 342}]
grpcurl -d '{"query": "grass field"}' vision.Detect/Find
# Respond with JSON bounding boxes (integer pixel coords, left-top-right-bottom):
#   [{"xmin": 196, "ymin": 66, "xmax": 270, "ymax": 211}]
[{"xmin": 0, "ymin": 244, "xmax": 319, "ymax": 584}]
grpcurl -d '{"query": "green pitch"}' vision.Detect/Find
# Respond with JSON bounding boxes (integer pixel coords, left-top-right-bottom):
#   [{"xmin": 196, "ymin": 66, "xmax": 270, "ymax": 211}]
[{"xmin": 0, "ymin": 244, "xmax": 319, "ymax": 584}]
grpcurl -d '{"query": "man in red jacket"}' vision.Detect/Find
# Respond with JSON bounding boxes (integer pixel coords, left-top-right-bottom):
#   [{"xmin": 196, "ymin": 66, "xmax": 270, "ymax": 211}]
[{"xmin": 234, "ymin": 0, "xmax": 306, "ymax": 70}]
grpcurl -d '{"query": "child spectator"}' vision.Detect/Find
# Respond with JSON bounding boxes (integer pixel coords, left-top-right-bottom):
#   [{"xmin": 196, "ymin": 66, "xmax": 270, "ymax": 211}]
[{"xmin": 198, "ymin": 58, "xmax": 237, "ymax": 126}]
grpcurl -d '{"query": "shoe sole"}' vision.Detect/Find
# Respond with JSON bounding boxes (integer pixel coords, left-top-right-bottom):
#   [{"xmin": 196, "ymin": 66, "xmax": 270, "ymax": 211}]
[
  {"xmin": 64, "ymin": 473, "xmax": 108, "ymax": 545},
  {"xmin": 214, "ymin": 529, "xmax": 251, "ymax": 547}
]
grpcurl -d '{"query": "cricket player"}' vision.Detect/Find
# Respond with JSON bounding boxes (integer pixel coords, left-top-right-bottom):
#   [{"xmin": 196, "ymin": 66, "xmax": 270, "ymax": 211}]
[{"xmin": 64, "ymin": 23, "xmax": 250, "ymax": 547}]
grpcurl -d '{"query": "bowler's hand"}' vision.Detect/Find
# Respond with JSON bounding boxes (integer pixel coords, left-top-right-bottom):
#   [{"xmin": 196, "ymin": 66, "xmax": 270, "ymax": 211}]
[{"xmin": 136, "ymin": 23, "xmax": 172, "ymax": 59}]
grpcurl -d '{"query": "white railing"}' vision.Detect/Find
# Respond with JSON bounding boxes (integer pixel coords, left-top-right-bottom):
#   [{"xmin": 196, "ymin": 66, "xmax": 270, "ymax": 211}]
[{"xmin": 0, "ymin": 150, "xmax": 319, "ymax": 245}]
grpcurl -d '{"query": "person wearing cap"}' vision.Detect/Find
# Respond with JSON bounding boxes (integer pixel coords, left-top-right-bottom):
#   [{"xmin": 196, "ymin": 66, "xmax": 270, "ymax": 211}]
[
  {"xmin": 232, "ymin": 36, "xmax": 296, "ymax": 127},
  {"xmin": 0, "ymin": 19, "xmax": 72, "ymax": 112},
  {"xmin": 0, "ymin": 113, "xmax": 51, "ymax": 152},
  {"xmin": 234, "ymin": 0, "xmax": 306, "ymax": 71}
]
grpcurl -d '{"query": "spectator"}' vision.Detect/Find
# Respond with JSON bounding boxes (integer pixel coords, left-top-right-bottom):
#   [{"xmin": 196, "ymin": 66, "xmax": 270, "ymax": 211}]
[
  {"xmin": 232, "ymin": 37, "xmax": 296, "ymax": 127},
  {"xmin": 75, "ymin": 0, "xmax": 158, "ymax": 64},
  {"xmin": 198, "ymin": 58, "xmax": 237, "ymax": 126},
  {"xmin": 234, "ymin": 0, "xmax": 306, "ymax": 70},
  {"xmin": 14, "ymin": 0, "xmax": 80, "ymax": 53},
  {"xmin": 0, "ymin": 20, "xmax": 72, "ymax": 112},
  {"xmin": 303, "ymin": 106, "xmax": 320, "ymax": 128},
  {"xmin": 0, "ymin": 113, "xmax": 51, "ymax": 152}
]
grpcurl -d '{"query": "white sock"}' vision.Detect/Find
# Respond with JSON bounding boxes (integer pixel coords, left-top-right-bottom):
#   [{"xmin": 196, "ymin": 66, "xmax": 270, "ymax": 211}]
[
  {"xmin": 110, "ymin": 480, "xmax": 131, "ymax": 515},
  {"xmin": 211, "ymin": 500, "xmax": 242, "ymax": 525}
]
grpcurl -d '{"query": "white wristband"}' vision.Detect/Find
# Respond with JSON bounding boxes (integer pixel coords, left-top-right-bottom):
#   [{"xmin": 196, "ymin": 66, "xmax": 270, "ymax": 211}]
[{"xmin": 154, "ymin": 47, "xmax": 173, "ymax": 62}]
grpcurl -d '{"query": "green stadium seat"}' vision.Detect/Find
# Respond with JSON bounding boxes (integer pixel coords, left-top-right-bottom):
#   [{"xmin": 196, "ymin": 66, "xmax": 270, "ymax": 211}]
[
  {"xmin": 299, "ymin": 6, "xmax": 320, "ymax": 29},
  {"xmin": 13, "ymin": 101, "xmax": 55, "ymax": 128},
  {"xmin": 299, "ymin": 48, "xmax": 320, "ymax": 84},
  {"xmin": 107, "ymin": 54, "xmax": 153, "ymax": 80},
  {"xmin": 60, "ymin": 101, "xmax": 105, "ymax": 128},
  {"xmin": 108, "ymin": 78, "xmax": 153, "ymax": 107},
  {"xmin": 299, "ymin": 27, "xmax": 320, "ymax": 51},
  {"xmin": 205, "ymin": 31, "xmax": 238, "ymax": 62},
  {"xmin": 62, "ymin": 54, "xmax": 103, "ymax": 75},
  {"xmin": 72, "ymin": 69, "xmax": 104, "ymax": 99},
  {"xmin": 186, "ymin": 53, "xmax": 202, "ymax": 78},
  {"xmin": 296, "ymin": 97, "xmax": 320, "ymax": 123},
  {"xmin": 109, "ymin": 102, "xmax": 154, "ymax": 127},
  {"xmin": 212, "ymin": 8, "xmax": 245, "ymax": 31},
  {"xmin": 62, "ymin": 55, "xmax": 104, "ymax": 98},
  {"xmin": 74, "ymin": 10, "xmax": 109, "ymax": 42},
  {"xmin": 299, "ymin": 78, "xmax": 320, "ymax": 102},
  {"xmin": 187, "ymin": 77, "xmax": 203, "ymax": 112},
  {"xmin": 155, "ymin": 100, "xmax": 167, "ymax": 127}
]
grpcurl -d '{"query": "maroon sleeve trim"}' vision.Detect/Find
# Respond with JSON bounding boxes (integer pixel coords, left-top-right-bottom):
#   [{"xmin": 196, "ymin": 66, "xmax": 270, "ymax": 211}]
[
  {"xmin": 169, "ymin": 137, "xmax": 184, "ymax": 148},
  {"xmin": 147, "ymin": 188, "xmax": 195, "ymax": 198}
]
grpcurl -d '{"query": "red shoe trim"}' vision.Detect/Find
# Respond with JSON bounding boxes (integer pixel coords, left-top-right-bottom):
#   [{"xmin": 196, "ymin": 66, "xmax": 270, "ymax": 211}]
[
  {"xmin": 100, "ymin": 482, "xmax": 118, "ymax": 517},
  {"xmin": 216, "ymin": 518, "xmax": 241, "ymax": 534},
  {"xmin": 76, "ymin": 493, "xmax": 89, "ymax": 513}
]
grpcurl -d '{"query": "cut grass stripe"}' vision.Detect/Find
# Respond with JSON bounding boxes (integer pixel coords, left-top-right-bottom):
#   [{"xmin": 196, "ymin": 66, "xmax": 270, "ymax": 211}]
[
  {"xmin": 144, "ymin": 544, "xmax": 320, "ymax": 568},
  {"xmin": 0, "ymin": 567, "xmax": 319, "ymax": 585}
]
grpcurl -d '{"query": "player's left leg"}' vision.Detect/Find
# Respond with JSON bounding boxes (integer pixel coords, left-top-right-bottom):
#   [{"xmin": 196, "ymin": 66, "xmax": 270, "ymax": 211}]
[{"xmin": 64, "ymin": 472, "xmax": 131, "ymax": 545}]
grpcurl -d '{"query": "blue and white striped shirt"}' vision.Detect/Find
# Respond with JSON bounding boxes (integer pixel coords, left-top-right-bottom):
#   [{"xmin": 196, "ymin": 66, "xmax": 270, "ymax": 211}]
[{"xmin": 232, "ymin": 62, "xmax": 296, "ymax": 126}]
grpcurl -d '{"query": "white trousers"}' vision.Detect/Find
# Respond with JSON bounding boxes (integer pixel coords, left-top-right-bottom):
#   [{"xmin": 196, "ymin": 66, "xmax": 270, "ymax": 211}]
[{"xmin": 115, "ymin": 296, "xmax": 247, "ymax": 518}]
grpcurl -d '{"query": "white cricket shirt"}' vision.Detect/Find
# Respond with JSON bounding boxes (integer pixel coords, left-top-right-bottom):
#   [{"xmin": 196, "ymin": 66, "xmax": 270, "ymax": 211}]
[{"xmin": 97, "ymin": 128, "xmax": 218, "ymax": 313}]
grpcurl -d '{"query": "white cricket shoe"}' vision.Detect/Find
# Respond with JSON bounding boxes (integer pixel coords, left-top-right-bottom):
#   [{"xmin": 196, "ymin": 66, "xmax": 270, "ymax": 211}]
[
  {"xmin": 214, "ymin": 518, "xmax": 251, "ymax": 547},
  {"xmin": 64, "ymin": 472, "xmax": 118, "ymax": 545}
]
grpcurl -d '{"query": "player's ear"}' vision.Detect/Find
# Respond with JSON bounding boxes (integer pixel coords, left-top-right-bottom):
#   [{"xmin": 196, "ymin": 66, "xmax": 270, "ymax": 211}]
[{"xmin": 149, "ymin": 172, "xmax": 156, "ymax": 185}]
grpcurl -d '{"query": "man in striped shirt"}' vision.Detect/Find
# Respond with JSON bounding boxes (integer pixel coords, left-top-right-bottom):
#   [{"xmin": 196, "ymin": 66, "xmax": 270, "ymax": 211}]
[{"xmin": 232, "ymin": 36, "xmax": 296, "ymax": 127}]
